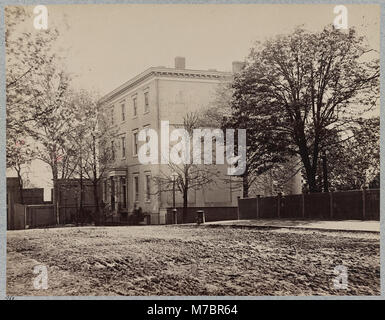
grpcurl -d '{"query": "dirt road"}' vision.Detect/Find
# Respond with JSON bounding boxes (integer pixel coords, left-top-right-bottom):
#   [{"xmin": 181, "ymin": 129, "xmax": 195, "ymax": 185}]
[{"xmin": 6, "ymin": 225, "xmax": 380, "ymax": 296}]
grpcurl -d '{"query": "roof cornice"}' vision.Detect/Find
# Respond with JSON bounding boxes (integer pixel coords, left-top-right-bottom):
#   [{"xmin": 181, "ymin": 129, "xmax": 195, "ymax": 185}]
[{"xmin": 99, "ymin": 67, "xmax": 232, "ymax": 105}]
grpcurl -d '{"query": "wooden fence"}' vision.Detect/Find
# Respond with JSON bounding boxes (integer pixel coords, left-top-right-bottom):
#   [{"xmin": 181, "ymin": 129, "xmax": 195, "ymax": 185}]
[
  {"xmin": 238, "ymin": 189, "xmax": 379, "ymax": 220},
  {"xmin": 8, "ymin": 204, "xmax": 56, "ymax": 229}
]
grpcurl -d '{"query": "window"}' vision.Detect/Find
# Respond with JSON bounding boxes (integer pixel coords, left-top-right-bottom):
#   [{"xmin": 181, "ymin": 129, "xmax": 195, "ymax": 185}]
[
  {"xmin": 144, "ymin": 125, "xmax": 151, "ymax": 156},
  {"xmin": 133, "ymin": 130, "xmax": 138, "ymax": 156},
  {"xmin": 121, "ymin": 177, "xmax": 127, "ymax": 209},
  {"xmin": 110, "ymin": 177, "xmax": 115, "ymax": 211},
  {"xmin": 133, "ymin": 97, "xmax": 137, "ymax": 117},
  {"xmin": 111, "ymin": 106, "xmax": 114, "ymax": 125},
  {"xmin": 121, "ymin": 136, "xmax": 126, "ymax": 158},
  {"xmin": 144, "ymin": 92, "xmax": 149, "ymax": 113},
  {"xmin": 111, "ymin": 141, "xmax": 115, "ymax": 160},
  {"xmin": 133, "ymin": 175, "xmax": 139, "ymax": 203},
  {"xmin": 121, "ymin": 103, "xmax": 126, "ymax": 121},
  {"xmin": 145, "ymin": 173, "xmax": 151, "ymax": 202}
]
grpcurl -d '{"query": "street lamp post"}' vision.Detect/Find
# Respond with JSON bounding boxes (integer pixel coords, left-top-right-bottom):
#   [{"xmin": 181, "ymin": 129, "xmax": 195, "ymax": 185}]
[{"xmin": 171, "ymin": 172, "xmax": 178, "ymax": 224}]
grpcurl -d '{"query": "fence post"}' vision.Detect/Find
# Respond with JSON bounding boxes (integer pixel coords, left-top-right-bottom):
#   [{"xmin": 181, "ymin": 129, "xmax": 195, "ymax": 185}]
[
  {"xmin": 24, "ymin": 205, "xmax": 27, "ymax": 229},
  {"xmin": 329, "ymin": 191, "xmax": 333, "ymax": 219},
  {"xmin": 277, "ymin": 193, "xmax": 282, "ymax": 218},
  {"xmin": 172, "ymin": 208, "xmax": 178, "ymax": 224},
  {"xmin": 362, "ymin": 187, "xmax": 366, "ymax": 220},
  {"xmin": 256, "ymin": 195, "xmax": 260, "ymax": 219},
  {"xmin": 301, "ymin": 193, "xmax": 305, "ymax": 219}
]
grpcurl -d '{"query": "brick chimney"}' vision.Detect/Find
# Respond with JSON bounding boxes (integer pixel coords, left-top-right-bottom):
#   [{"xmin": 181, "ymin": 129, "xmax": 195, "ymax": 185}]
[
  {"xmin": 175, "ymin": 56, "xmax": 186, "ymax": 69},
  {"xmin": 232, "ymin": 61, "xmax": 245, "ymax": 74}
]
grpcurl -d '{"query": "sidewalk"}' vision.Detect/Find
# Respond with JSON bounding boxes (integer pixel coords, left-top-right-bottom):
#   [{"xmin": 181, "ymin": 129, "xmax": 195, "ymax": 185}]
[{"xmin": 203, "ymin": 219, "xmax": 380, "ymax": 233}]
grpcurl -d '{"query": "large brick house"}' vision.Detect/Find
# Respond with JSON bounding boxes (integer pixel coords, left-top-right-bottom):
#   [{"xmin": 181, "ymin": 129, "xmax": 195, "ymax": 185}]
[
  {"xmin": 99, "ymin": 57, "xmax": 303, "ymax": 224},
  {"xmin": 98, "ymin": 57, "xmax": 246, "ymax": 224}
]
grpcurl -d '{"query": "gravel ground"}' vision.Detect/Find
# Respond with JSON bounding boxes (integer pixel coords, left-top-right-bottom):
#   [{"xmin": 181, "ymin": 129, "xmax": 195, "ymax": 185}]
[{"xmin": 6, "ymin": 225, "xmax": 380, "ymax": 296}]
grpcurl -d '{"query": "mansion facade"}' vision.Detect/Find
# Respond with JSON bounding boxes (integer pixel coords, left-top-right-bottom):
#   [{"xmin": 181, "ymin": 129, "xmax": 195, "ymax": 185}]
[{"xmin": 99, "ymin": 57, "xmax": 244, "ymax": 224}]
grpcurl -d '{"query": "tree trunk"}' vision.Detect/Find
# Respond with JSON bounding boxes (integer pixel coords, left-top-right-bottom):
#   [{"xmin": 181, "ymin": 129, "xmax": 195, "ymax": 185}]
[
  {"xmin": 242, "ymin": 165, "xmax": 249, "ymax": 198},
  {"xmin": 52, "ymin": 168, "xmax": 59, "ymax": 225},
  {"xmin": 15, "ymin": 166, "xmax": 24, "ymax": 204},
  {"xmin": 79, "ymin": 155, "xmax": 84, "ymax": 225},
  {"xmin": 322, "ymin": 153, "xmax": 329, "ymax": 192},
  {"xmin": 182, "ymin": 180, "xmax": 188, "ymax": 224},
  {"xmin": 298, "ymin": 144, "xmax": 318, "ymax": 193},
  {"xmin": 306, "ymin": 169, "xmax": 318, "ymax": 193},
  {"xmin": 242, "ymin": 174, "xmax": 249, "ymax": 198}
]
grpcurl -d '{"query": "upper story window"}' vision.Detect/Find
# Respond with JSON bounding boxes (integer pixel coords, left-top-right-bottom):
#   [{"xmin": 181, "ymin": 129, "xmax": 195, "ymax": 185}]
[
  {"xmin": 133, "ymin": 130, "xmax": 138, "ymax": 156},
  {"xmin": 110, "ymin": 105, "xmax": 114, "ymax": 125},
  {"xmin": 121, "ymin": 103, "xmax": 126, "ymax": 121},
  {"xmin": 133, "ymin": 96, "xmax": 138, "ymax": 117},
  {"xmin": 144, "ymin": 92, "xmax": 149, "ymax": 113},
  {"xmin": 121, "ymin": 136, "xmax": 126, "ymax": 158},
  {"xmin": 143, "ymin": 125, "xmax": 151, "ymax": 156},
  {"xmin": 111, "ymin": 140, "xmax": 115, "ymax": 161}
]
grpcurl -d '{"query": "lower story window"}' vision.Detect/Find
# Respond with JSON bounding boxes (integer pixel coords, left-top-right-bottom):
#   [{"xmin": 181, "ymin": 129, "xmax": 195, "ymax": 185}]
[
  {"xmin": 121, "ymin": 177, "xmax": 127, "ymax": 209},
  {"xmin": 134, "ymin": 175, "xmax": 139, "ymax": 203},
  {"xmin": 104, "ymin": 180, "xmax": 107, "ymax": 202},
  {"xmin": 145, "ymin": 174, "xmax": 151, "ymax": 202}
]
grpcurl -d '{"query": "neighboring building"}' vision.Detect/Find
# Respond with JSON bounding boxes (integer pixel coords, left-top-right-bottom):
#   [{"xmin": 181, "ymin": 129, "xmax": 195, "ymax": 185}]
[
  {"xmin": 99, "ymin": 57, "xmax": 245, "ymax": 224},
  {"xmin": 56, "ymin": 179, "xmax": 99, "ymax": 224},
  {"xmin": 6, "ymin": 176, "xmax": 99, "ymax": 229},
  {"xmin": 6, "ymin": 177, "xmax": 21, "ymax": 230},
  {"xmin": 6, "ymin": 177, "xmax": 46, "ymax": 230},
  {"xmin": 23, "ymin": 188, "xmax": 45, "ymax": 204}
]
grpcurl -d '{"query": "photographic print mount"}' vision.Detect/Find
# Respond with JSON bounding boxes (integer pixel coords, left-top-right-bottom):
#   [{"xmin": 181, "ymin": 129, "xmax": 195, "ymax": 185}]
[{"xmin": 0, "ymin": 0, "xmax": 383, "ymax": 303}]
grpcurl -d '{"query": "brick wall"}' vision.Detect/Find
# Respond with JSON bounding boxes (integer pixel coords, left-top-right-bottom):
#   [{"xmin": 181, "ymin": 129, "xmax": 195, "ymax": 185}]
[
  {"xmin": 23, "ymin": 188, "xmax": 44, "ymax": 205},
  {"xmin": 166, "ymin": 206, "xmax": 238, "ymax": 224}
]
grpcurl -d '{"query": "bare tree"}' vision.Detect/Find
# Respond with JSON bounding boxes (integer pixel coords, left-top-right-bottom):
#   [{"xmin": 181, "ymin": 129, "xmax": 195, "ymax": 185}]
[
  {"xmin": 31, "ymin": 71, "xmax": 79, "ymax": 224},
  {"xmin": 154, "ymin": 113, "xmax": 220, "ymax": 223},
  {"xmin": 6, "ymin": 135, "xmax": 35, "ymax": 204},
  {"xmin": 68, "ymin": 90, "xmax": 116, "ymax": 224}
]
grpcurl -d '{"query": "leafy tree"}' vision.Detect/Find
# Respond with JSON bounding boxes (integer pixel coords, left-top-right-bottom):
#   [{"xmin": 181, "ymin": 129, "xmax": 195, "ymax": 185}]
[
  {"xmin": 230, "ymin": 26, "xmax": 379, "ymax": 193},
  {"xmin": 324, "ymin": 117, "xmax": 379, "ymax": 191},
  {"xmin": 201, "ymin": 79, "xmax": 299, "ymax": 197},
  {"xmin": 6, "ymin": 6, "xmax": 59, "ymax": 168},
  {"xmin": 6, "ymin": 6, "xmax": 75, "ymax": 222}
]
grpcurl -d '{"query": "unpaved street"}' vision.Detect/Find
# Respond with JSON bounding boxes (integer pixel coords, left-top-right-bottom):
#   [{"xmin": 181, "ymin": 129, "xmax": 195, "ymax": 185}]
[{"xmin": 6, "ymin": 225, "xmax": 380, "ymax": 296}]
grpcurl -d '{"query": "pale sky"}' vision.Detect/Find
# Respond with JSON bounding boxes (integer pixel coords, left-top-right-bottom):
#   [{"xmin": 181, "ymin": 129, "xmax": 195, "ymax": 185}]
[
  {"xmin": 7, "ymin": 3, "xmax": 381, "ymax": 198},
  {"xmin": 36, "ymin": 3, "xmax": 381, "ymax": 94}
]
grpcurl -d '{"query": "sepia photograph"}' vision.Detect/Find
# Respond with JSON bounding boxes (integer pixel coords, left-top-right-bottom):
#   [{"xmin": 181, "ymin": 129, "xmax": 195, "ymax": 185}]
[{"xmin": 3, "ymin": 2, "xmax": 381, "ymax": 298}]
